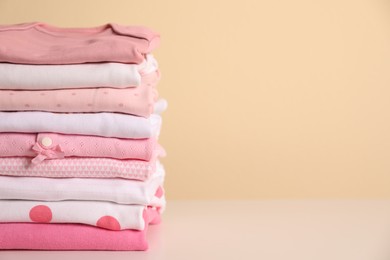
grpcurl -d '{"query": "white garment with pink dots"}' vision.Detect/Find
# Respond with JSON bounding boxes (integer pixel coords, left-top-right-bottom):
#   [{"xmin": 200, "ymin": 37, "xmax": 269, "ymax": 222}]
[{"xmin": 0, "ymin": 200, "xmax": 163, "ymax": 231}]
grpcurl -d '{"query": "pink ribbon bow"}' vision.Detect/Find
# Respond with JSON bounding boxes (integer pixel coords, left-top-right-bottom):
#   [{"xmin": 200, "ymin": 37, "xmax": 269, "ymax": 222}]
[{"xmin": 31, "ymin": 142, "xmax": 65, "ymax": 165}]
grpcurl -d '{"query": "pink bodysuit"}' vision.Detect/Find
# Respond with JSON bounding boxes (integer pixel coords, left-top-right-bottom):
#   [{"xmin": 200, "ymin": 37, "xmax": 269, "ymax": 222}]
[{"xmin": 0, "ymin": 22, "xmax": 160, "ymax": 64}]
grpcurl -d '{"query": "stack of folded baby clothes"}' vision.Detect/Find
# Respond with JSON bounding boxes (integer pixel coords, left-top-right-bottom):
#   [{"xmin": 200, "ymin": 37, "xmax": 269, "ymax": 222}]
[{"xmin": 0, "ymin": 22, "xmax": 166, "ymax": 251}]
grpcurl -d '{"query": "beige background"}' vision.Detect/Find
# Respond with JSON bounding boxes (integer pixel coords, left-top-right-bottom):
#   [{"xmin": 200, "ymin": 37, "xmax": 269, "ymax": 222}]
[{"xmin": 0, "ymin": 0, "xmax": 389, "ymax": 199}]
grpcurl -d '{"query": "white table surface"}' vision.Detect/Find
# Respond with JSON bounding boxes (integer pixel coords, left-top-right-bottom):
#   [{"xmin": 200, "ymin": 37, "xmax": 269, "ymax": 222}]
[{"xmin": 1, "ymin": 200, "xmax": 390, "ymax": 260}]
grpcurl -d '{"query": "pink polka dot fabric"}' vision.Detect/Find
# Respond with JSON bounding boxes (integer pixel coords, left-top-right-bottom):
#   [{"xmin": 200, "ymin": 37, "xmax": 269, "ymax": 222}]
[
  {"xmin": 0, "ymin": 70, "xmax": 160, "ymax": 117},
  {"xmin": 0, "ymin": 150, "xmax": 162, "ymax": 180},
  {"xmin": 0, "ymin": 22, "xmax": 167, "ymax": 251},
  {"xmin": 29, "ymin": 205, "xmax": 53, "ymax": 223}
]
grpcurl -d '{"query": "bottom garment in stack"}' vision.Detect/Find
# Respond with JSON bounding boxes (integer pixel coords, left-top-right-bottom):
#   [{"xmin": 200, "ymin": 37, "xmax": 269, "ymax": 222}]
[
  {"xmin": 0, "ymin": 208, "xmax": 160, "ymax": 251},
  {"xmin": 0, "ymin": 162, "xmax": 166, "ymax": 250}
]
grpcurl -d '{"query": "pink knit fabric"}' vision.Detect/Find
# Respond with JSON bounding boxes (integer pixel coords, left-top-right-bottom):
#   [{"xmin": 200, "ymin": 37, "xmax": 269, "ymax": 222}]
[
  {"xmin": 0, "ymin": 133, "xmax": 156, "ymax": 162},
  {"xmin": 0, "ymin": 22, "xmax": 160, "ymax": 65},
  {"xmin": 0, "ymin": 146, "xmax": 165, "ymax": 180},
  {"xmin": 0, "ymin": 208, "xmax": 160, "ymax": 251},
  {"xmin": 0, "ymin": 71, "xmax": 159, "ymax": 117}
]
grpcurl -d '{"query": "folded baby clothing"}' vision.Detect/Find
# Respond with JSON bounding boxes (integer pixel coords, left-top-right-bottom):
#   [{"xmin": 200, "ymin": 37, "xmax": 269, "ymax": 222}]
[
  {"xmin": 0, "ymin": 163, "xmax": 165, "ymax": 205},
  {"xmin": 0, "ymin": 153, "xmax": 164, "ymax": 180},
  {"xmin": 0, "ymin": 67, "xmax": 160, "ymax": 117},
  {"xmin": 0, "ymin": 111, "xmax": 162, "ymax": 138},
  {"xmin": 0, "ymin": 22, "xmax": 167, "ymax": 251},
  {"xmin": 0, "ymin": 133, "xmax": 157, "ymax": 161},
  {"xmin": 0, "ymin": 200, "xmax": 155, "ymax": 230},
  {"xmin": 0, "ymin": 22, "xmax": 160, "ymax": 64},
  {"xmin": 0, "ymin": 55, "xmax": 157, "ymax": 90},
  {"xmin": 0, "ymin": 208, "xmax": 161, "ymax": 251}
]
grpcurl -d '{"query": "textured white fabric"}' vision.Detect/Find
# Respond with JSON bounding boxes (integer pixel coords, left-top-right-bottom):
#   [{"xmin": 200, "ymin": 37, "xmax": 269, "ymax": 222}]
[
  {"xmin": 154, "ymin": 99, "xmax": 168, "ymax": 115},
  {"xmin": 0, "ymin": 55, "xmax": 158, "ymax": 90},
  {"xmin": 0, "ymin": 200, "xmax": 151, "ymax": 230},
  {"xmin": 0, "ymin": 111, "xmax": 162, "ymax": 138},
  {"xmin": 0, "ymin": 162, "xmax": 165, "ymax": 206},
  {"xmin": 137, "ymin": 54, "xmax": 159, "ymax": 75}
]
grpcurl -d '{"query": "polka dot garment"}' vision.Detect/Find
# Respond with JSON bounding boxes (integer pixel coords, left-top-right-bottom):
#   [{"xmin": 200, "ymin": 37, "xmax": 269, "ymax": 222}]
[
  {"xmin": 29, "ymin": 205, "xmax": 52, "ymax": 223},
  {"xmin": 0, "ymin": 70, "xmax": 160, "ymax": 117},
  {"xmin": 0, "ymin": 208, "xmax": 161, "ymax": 251},
  {"xmin": 0, "ymin": 199, "xmax": 165, "ymax": 231}
]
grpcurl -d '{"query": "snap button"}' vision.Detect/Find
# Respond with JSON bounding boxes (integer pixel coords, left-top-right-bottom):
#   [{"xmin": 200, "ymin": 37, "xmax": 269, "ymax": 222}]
[{"xmin": 41, "ymin": 137, "xmax": 53, "ymax": 147}]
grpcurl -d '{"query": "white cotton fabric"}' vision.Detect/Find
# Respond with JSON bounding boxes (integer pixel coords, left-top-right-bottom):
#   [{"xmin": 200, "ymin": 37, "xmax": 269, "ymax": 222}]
[
  {"xmin": 0, "ymin": 55, "xmax": 158, "ymax": 90},
  {"xmin": 0, "ymin": 162, "xmax": 165, "ymax": 206},
  {"xmin": 137, "ymin": 54, "xmax": 159, "ymax": 75},
  {"xmin": 0, "ymin": 111, "xmax": 162, "ymax": 138},
  {"xmin": 0, "ymin": 200, "xmax": 152, "ymax": 230},
  {"xmin": 154, "ymin": 99, "xmax": 168, "ymax": 115}
]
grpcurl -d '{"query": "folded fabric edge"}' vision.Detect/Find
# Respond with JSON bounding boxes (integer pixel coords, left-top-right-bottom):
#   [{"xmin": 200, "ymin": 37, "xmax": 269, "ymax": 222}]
[{"xmin": 0, "ymin": 208, "xmax": 159, "ymax": 251}]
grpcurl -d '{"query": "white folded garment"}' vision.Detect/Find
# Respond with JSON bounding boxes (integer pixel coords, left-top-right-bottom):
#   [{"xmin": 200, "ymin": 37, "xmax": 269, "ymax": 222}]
[
  {"xmin": 0, "ymin": 162, "xmax": 165, "ymax": 206},
  {"xmin": 0, "ymin": 111, "xmax": 161, "ymax": 138},
  {"xmin": 154, "ymin": 98, "xmax": 168, "ymax": 115},
  {"xmin": 0, "ymin": 55, "xmax": 158, "ymax": 90},
  {"xmin": 0, "ymin": 200, "xmax": 164, "ymax": 230}
]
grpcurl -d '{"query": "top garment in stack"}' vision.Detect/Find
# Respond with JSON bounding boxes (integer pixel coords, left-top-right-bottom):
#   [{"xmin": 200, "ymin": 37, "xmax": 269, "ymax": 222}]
[{"xmin": 0, "ymin": 22, "xmax": 167, "ymax": 251}]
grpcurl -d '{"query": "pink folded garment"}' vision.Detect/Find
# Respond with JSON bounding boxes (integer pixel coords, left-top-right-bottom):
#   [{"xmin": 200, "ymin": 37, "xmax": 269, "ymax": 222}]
[
  {"xmin": 0, "ymin": 146, "xmax": 164, "ymax": 180},
  {"xmin": 0, "ymin": 70, "xmax": 159, "ymax": 117},
  {"xmin": 0, "ymin": 133, "xmax": 156, "ymax": 164},
  {"xmin": 0, "ymin": 208, "xmax": 161, "ymax": 251},
  {"xmin": 0, "ymin": 22, "xmax": 160, "ymax": 65}
]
